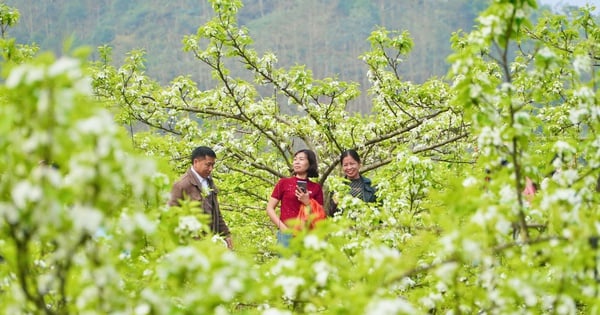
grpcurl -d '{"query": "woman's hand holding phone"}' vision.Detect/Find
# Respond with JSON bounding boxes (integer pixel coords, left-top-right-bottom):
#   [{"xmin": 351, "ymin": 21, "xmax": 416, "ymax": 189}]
[
  {"xmin": 297, "ymin": 180, "xmax": 307, "ymax": 193},
  {"xmin": 296, "ymin": 180, "xmax": 309, "ymax": 205}
]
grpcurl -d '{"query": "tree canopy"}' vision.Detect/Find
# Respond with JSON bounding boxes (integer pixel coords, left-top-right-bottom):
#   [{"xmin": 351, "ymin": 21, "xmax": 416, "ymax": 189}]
[
  {"xmin": 4, "ymin": 0, "xmax": 497, "ymax": 112},
  {"xmin": 1, "ymin": 0, "xmax": 599, "ymax": 314}
]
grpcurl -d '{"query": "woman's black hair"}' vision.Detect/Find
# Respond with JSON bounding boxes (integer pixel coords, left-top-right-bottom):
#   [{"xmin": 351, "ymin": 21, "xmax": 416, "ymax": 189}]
[
  {"xmin": 340, "ymin": 149, "xmax": 361, "ymax": 165},
  {"xmin": 295, "ymin": 149, "xmax": 319, "ymax": 178}
]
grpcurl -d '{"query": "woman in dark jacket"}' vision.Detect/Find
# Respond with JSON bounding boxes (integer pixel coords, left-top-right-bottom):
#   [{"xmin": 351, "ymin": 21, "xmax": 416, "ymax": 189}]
[{"xmin": 329, "ymin": 149, "xmax": 376, "ymax": 216}]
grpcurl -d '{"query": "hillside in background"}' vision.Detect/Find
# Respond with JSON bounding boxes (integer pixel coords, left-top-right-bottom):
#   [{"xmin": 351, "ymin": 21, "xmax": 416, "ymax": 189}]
[{"xmin": 3, "ymin": 0, "xmax": 557, "ymax": 111}]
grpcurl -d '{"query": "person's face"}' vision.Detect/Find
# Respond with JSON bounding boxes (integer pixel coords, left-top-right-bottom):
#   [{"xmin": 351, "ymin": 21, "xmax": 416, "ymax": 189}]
[
  {"xmin": 193, "ymin": 155, "xmax": 216, "ymax": 178},
  {"xmin": 342, "ymin": 155, "xmax": 361, "ymax": 180},
  {"xmin": 293, "ymin": 152, "xmax": 310, "ymax": 175}
]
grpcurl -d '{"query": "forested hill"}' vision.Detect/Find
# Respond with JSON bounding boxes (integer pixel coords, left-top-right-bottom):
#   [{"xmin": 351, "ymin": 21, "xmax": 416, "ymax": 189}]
[{"xmin": 3, "ymin": 0, "xmax": 554, "ymax": 111}]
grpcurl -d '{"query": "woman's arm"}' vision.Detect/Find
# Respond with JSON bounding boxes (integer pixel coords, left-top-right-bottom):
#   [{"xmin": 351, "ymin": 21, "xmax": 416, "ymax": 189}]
[{"xmin": 266, "ymin": 197, "xmax": 287, "ymax": 230}]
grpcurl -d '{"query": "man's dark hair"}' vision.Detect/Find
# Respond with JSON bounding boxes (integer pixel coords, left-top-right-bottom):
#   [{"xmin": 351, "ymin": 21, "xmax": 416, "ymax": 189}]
[
  {"xmin": 295, "ymin": 149, "xmax": 319, "ymax": 178},
  {"xmin": 191, "ymin": 146, "xmax": 217, "ymax": 163}
]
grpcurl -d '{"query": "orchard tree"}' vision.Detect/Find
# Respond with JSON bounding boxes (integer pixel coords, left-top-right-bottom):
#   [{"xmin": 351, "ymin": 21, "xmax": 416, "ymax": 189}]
[
  {"xmin": 92, "ymin": 0, "xmax": 600, "ymax": 312},
  {"xmin": 94, "ymin": 0, "xmax": 600, "ymax": 312},
  {"xmin": 91, "ymin": 0, "xmax": 468, "ymax": 213},
  {"xmin": 2, "ymin": 0, "xmax": 600, "ymax": 314},
  {"xmin": 432, "ymin": 0, "xmax": 600, "ymax": 313},
  {"xmin": 0, "ymin": 4, "xmax": 38, "ymax": 65},
  {"xmin": 91, "ymin": 0, "xmax": 470, "ymax": 259},
  {"xmin": 0, "ymin": 26, "xmax": 264, "ymax": 315}
]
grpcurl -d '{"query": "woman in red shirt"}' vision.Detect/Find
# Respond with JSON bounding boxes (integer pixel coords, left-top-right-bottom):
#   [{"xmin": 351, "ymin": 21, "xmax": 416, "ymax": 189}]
[{"xmin": 266, "ymin": 149, "xmax": 324, "ymax": 247}]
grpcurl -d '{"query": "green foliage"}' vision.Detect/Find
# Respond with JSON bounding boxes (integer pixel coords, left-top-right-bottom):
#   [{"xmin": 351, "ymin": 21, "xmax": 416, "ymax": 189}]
[
  {"xmin": 0, "ymin": 4, "xmax": 38, "ymax": 64},
  {"xmin": 1, "ymin": 1, "xmax": 600, "ymax": 314},
  {"xmin": 5, "ymin": 0, "xmax": 507, "ymax": 112},
  {"xmin": 0, "ymin": 50, "xmax": 161, "ymax": 313}
]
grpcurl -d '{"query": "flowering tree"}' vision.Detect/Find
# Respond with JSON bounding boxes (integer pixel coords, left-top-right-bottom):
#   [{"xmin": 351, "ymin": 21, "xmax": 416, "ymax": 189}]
[
  {"xmin": 91, "ymin": 0, "xmax": 468, "ymax": 207},
  {"xmin": 1, "ymin": 0, "xmax": 600, "ymax": 314}
]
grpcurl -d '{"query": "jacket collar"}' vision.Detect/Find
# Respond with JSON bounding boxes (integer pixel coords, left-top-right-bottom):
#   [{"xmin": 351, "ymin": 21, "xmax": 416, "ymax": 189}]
[
  {"xmin": 346, "ymin": 175, "xmax": 370, "ymax": 184},
  {"xmin": 186, "ymin": 168, "xmax": 202, "ymax": 187}
]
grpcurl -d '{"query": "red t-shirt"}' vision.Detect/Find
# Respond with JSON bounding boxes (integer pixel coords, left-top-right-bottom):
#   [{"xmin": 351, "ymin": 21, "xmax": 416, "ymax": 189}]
[{"xmin": 270, "ymin": 177, "xmax": 323, "ymax": 222}]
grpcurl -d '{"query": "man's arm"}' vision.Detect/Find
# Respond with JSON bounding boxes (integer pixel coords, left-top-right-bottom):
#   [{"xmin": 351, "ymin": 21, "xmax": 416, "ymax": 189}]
[
  {"xmin": 168, "ymin": 183, "xmax": 183, "ymax": 207},
  {"xmin": 215, "ymin": 209, "xmax": 230, "ymax": 235},
  {"xmin": 216, "ymin": 212, "xmax": 233, "ymax": 250}
]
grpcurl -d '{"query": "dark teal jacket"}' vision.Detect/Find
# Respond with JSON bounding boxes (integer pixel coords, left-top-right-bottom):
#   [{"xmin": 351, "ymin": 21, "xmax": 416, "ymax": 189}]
[{"xmin": 360, "ymin": 176, "xmax": 377, "ymax": 203}]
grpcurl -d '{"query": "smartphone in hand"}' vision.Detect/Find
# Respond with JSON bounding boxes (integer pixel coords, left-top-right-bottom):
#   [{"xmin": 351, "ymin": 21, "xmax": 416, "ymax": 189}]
[{"xmin": 297, "ymin": 180, "xmax": 307, "ymax": 193}]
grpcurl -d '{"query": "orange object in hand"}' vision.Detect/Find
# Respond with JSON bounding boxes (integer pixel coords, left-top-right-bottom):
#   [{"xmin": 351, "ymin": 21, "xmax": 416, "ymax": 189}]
[{"xmin": 296, "ymin": 199, "xmax": 326, "ymax": 230}]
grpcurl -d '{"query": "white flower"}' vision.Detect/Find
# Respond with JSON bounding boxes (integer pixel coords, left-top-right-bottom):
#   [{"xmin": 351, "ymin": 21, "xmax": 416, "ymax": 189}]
[
  {"xmin": 37, "ymin": 89, "xmax": 50, "ymax": 113},
  {"xmin": 574, "ymin": 86, "xmax": 595, "ymax": 100},
  {"xmin": 120, "ymin": 212, "xmax": 157, "ymax": 235},
  {"xmin": 363, "ymin": 246, "xmax": 401, "ymax": 268},
  {"xmin": 134, "ymin": 213, "xmax": 157, "ymax": 234},
  {"xmin": 499, "ymin": 184, "xmax": 517, "ymax": 204},
  {"xmin": 499, "ymin": 82, "xmax": 514, "ymax": 92},
  {"xmin": 538, "ymin": 47, "xmax": 556, "ymax": 59},
  {"xmin": 471, "ymin": 211, "xmax": 486, "ymax": 226},
  {"xmin": 71, "ymin": 205, "xmax": 103, "ymax": 234},
  {"xmin": 399, "ymin": 277, "xmax": 416, "ymax": 290},
  {"xmin": 469, "ymin": 84, "xmax": 482, "ymax": 98},
  {"xmin": 440, "ymin": 231, "xmax": 458, "ymax": 252},
  {"xmin": 211, "ymin": 234, "xmax": 228, "ymax": 247},
  {"xmin": 435, "ymin": 281, "xmax": 448, "ymax": 293},
  {"xmin": 462, "ymin": 176, "xmax": 477, "ymax": 187},
  {"xmin": 569, "ymin": 107, "xmax": 588, "ymax": 124},
  {"xmin": 210, "ymin": 268, "xmax": 243, "ymax": 301},
  {"xmin": 556, "ymin": 296, "xmax": 576, "ymax": 314},
  {"xmin": 478, "ymin": 127, "xmax": 503, "ymax": 148},
  {"xmin": 552, "ymin": 141, "xmax": 574, "ymax": 155},
  {"xmin": 303, "ymin": 234, "xmax": 327, "ymax": 250},
  {"xmin": 201, "ymin": 185, "xmax": 212, "ymax": 197},
  {"xmin": 76, "ymin": 286, "xmax": 100, "ymax": 309},
  {"xmin": 462, "ymin": 240, "xmax": 481, "ymax": 261},
  {"xmin": 48, "ymin": 57, "xmax": 80, "ymax": 78},
  {"xmin": 495, "ymin": 218, "xmax": 512, "ymax": 234},
  {"xmin": 76, "ymin": 111, "xmax": 117, "ymax": 136},
  {"xmin": 25, "ymin": 66, "xmax": 45, "ymax": 84},
  {"xmin": 582, "ymin": 285, "xmax": 595, "ymax": 297},
  {"xmin": 177, "ymin": 216, "xmax": 202, "ymax": 233},
  {"xmin": 435, "ymin": 262, "xmax": 459, "ymax": 281},
  {"xmin": 0, "ymin": 203, "xmax": 19, "ymax": 224},
  {"xmin": 365, "ymin": 298, "xmax": 417, "ymax": 315},
  {"xmin": 34, "ymin": 259, "xmax": 48, "ymax": 268},
  {"xmin": 11, "ymin": 180, "xmax": 43, "ymax": 208},
  {"xmin": 312, "ymin": 261, "xmax": 330, "ymax": 287},
  {"xmin": 509, "ymin": 279, "xmax": 536, "ymax": 306},
  {"xmin": 271, "ymin": 258, "xmax": 296, "ymax": 275},
  {"xmin": 134, "ymin": 303, "xmax": 151, "ymax": 315},
  {"xmin": 23, "ymin": 132, "xmax": 51, "ymax": 153},
  {"xmin": 6, "ymin": 64, "xmax": 28, "ymax": 87},
  {"xmin": 162, "ymin": 247, "xmax": 210, "ymax": 274},
  {"xmin": 419, "ymin": 295, "xmax": 437, "ymax": 310},
  {"xmin": 142, "ymin": 269, "xmax": 153, "ymax": 277},
  {"xmin": 542, "ymin": 294, "xmax": 556, "ymax": 311},
  {"xmin": 479, "ymin": 15, "xmax": 500, "ymax": 36},
  {"xmin": 573, "ymin": 54, "xmax": 591, "ymax": 74},
  {"xmin": 274, "ymin": 276, "xmax": 305, "ymax": 299}
]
